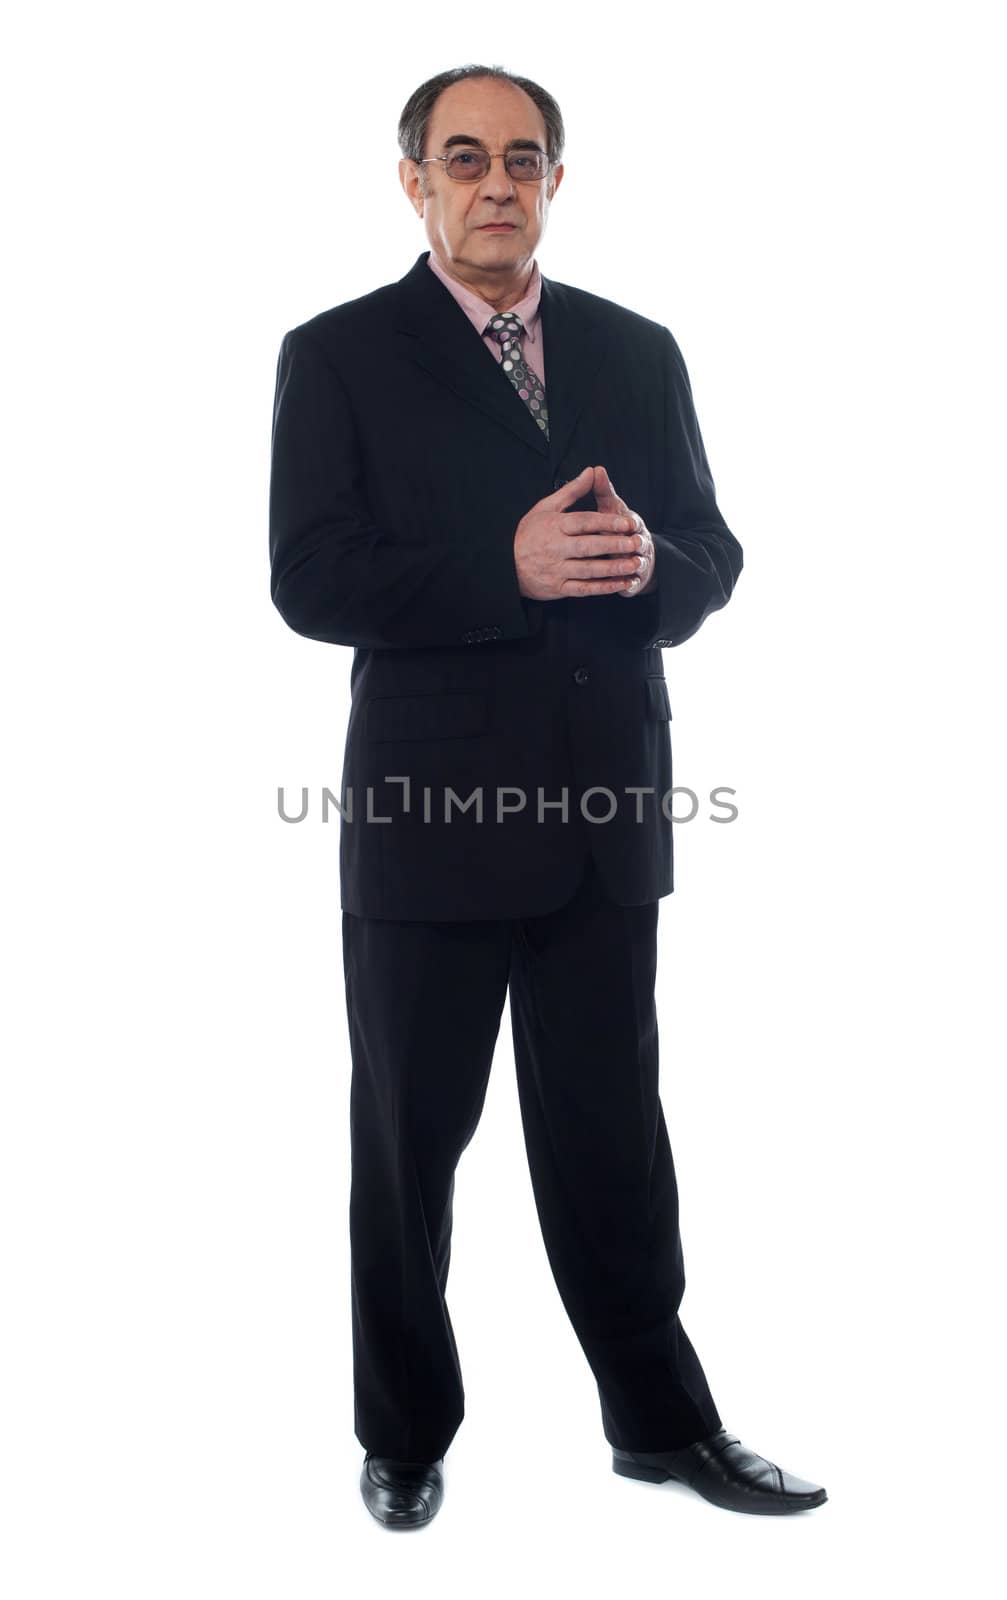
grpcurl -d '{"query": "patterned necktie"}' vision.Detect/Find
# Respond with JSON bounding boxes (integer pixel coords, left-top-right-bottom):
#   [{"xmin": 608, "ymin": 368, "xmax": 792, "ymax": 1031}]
[{"xmin": 483, "ymin": 312, "xmax": 549, "ymax": 438}]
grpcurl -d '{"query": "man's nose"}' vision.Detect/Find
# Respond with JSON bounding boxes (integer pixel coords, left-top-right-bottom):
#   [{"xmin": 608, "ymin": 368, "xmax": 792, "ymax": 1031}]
[{"xmin": 477, "ymin": 155, "xmax": 518, "ymax": 199}]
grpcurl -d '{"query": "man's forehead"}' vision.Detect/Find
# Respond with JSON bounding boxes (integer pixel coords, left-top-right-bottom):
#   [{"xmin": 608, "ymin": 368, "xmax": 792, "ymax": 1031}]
[{"xmin": 428, "ymin": 84, "xmax": 546, "ymax": 148}]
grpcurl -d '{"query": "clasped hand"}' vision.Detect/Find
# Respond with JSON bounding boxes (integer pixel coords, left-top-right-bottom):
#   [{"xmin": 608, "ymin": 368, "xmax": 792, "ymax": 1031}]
[{"xmin": 514, "ymin": 465, "xmax": 655, "ymax": 601}]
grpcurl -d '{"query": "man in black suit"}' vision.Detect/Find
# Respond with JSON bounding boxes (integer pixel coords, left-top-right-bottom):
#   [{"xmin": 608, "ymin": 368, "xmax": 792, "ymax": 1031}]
[{"xmin": 269, "ymin": 64, "xmax": 827, "ymax": 1527}]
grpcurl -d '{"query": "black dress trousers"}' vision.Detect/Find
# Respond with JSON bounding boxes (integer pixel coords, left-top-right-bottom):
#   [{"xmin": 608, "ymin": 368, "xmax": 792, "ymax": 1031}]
[{"xmin": 341, "ymin": 852, "xmax": 722, "ymax": 1463}]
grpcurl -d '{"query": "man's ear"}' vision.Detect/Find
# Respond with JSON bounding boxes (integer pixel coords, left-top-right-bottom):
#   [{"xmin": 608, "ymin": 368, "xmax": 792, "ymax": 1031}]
[
  {"xmin": 398, "ymin": 158, "xmax": 424, "ymax": 217},
  {"xmin": 548, "ymin": 162, "xmax": 564, "ymax": 200}
]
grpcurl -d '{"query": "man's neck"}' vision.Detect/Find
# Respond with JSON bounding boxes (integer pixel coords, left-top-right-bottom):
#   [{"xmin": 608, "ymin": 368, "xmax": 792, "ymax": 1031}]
[{"xmin": 432, "ymin": 249, "xmax": 535, "ymax": 312}]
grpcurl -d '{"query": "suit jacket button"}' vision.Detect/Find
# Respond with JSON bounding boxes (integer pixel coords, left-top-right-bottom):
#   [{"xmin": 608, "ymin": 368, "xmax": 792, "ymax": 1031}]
[{"xmin": 573, "ymin": 666, "xmax": 590, "ymax": 685}]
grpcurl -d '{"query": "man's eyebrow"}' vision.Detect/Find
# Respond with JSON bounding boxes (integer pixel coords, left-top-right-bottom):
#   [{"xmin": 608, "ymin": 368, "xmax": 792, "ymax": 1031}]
[{"xmin": 441, "ymin": 134, "xmax": 545, "ymax": 152}]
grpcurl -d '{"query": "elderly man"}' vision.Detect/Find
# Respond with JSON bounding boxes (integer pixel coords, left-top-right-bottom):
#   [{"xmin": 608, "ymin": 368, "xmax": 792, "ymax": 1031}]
[{"xmin": 269, "ymin": 63, "xmax": 826, "ymax": 1528}]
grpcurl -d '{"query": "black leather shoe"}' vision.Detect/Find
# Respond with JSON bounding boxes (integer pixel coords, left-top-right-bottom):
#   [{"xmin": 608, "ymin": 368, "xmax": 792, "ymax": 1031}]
[
  {"xmin": 613, "ymin": 1428, "xmax": 827, "ymax": 1514},
  {"xmin": 360, "ymin": 1452, "xmax": 444, "ymax": 1528}
]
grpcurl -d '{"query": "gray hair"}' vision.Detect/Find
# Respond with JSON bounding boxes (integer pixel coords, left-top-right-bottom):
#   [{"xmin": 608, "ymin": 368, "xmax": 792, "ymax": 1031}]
[{"xmin": 398, "ymin": 64, "xmax": 565, "ymax": 190}]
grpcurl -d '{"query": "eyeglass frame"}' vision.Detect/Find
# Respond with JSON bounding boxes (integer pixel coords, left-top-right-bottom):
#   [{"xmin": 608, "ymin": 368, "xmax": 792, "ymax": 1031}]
[{"xmin": 411, "ymin": 147, "xmax": 557, "ymax": 183}]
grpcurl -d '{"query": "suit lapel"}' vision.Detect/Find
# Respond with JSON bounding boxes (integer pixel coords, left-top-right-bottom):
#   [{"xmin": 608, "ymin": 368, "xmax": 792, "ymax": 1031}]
[
  {"xmin": 537, "ymin": 268, "xmax": 604, "ymax": 470},
  {"xmin": 392, "ymin": 251, "xmax": 605, "ymax": 467}
]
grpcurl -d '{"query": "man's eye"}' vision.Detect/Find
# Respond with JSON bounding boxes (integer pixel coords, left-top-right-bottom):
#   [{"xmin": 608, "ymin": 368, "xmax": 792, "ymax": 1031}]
[{"xmin": 455, "ymin": 152, "xmax": 478, "ymax": 164}]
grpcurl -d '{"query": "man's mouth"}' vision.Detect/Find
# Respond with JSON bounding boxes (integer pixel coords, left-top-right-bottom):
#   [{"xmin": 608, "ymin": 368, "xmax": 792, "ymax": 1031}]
[{"xmin": 478, "ymin": 223, "xmax": 517, "ymax": 231}]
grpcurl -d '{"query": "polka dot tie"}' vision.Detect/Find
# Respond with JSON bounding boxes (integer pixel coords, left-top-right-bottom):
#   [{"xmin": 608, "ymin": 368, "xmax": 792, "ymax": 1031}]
[{"xmin": 483, "ymin": 312, "xmax": 549, "ymax": 438}]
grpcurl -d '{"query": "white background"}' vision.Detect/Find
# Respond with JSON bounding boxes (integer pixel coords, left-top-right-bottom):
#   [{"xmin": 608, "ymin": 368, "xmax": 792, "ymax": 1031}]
[{"xmin": 3, "ymin": 1, "xmax": 1005, "ymax": 1594}]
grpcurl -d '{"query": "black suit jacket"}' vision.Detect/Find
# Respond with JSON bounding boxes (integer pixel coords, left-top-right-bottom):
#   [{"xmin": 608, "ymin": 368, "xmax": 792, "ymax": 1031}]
[{"xmin": 269, "ymin": 250, "xmax": 742, "ymax": 920}]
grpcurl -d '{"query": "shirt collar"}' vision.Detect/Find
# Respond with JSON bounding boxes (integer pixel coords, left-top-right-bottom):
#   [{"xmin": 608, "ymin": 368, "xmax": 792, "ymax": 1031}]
[{"xmin": 426, "ymin": 249, "xmax": 542, "ymax": 340}]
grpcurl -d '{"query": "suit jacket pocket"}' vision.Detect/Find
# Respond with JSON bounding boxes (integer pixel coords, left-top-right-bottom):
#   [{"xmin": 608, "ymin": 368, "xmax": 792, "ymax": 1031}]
[
  {"xmin": 644, "ymin": 678, "xmax": 672, "ymax": 721},
  {"xmin": 365, "ymin": 690, "xmax": 489, "ymax": 743}
]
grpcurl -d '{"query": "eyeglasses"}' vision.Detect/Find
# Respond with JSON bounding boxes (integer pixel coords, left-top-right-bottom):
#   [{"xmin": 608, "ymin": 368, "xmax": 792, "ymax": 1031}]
[{"xmin": 415, "ymin": 149, "xmax": 553, "ymax": 183}]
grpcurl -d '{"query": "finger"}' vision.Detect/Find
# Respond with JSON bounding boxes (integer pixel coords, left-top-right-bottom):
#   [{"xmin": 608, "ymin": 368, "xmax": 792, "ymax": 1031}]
[
  {"xmin": 594, "ymin": 464, "xmax": 622, "ymax": 499},
  {"xmin": 563, "ymin": 576, "xmax": 638, "ymax": 596},
  {"xmin": 615, "ymin": 514, "xmax": 647, "ymax": 548},
  {"xmin": 617, "ymin": 575, "xmax": 644, "ymax": 597},
  {"xmin": 544, "ymin": 465, "xmax": 595, "ymax": 509},
  {"xmin": 565, "ymin": 532, "xmax": 646, "ymax": 557},
  {"xmin": 564, "ymin": 557, "xmax": 648, "ymax": 580},
  {"xmin": 559, "ymin": 513, "xmax": 638, "ymax": 538},
  {"xmin": 566, "ymin": 544, "xmax": 643, "ymax": 569},
  {"xmin": 592, "ymin": 463, "xmax": 618, "ymax": 499}
]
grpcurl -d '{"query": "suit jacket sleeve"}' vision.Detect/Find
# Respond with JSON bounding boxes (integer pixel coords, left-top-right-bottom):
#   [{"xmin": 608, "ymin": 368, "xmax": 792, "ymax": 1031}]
[
  {"xmin": 624, "ymin": 326, "xmax": 744, "ymax": 648},
  {"xmin": 268, "ymin": 325, "xmax": 540, "ymax": 650}
]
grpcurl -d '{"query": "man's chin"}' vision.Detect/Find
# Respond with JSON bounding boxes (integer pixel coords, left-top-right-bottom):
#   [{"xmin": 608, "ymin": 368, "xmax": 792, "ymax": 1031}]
[{"xmin": 465, "ymin": 232, "xmax": 532, "ymax": 262}]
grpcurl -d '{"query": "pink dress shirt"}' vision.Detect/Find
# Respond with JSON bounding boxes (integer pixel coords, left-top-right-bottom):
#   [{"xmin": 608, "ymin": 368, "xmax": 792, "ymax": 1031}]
[{"xmin": 426, "ymin": 248, "xmax": 546, "ymax": 385}]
